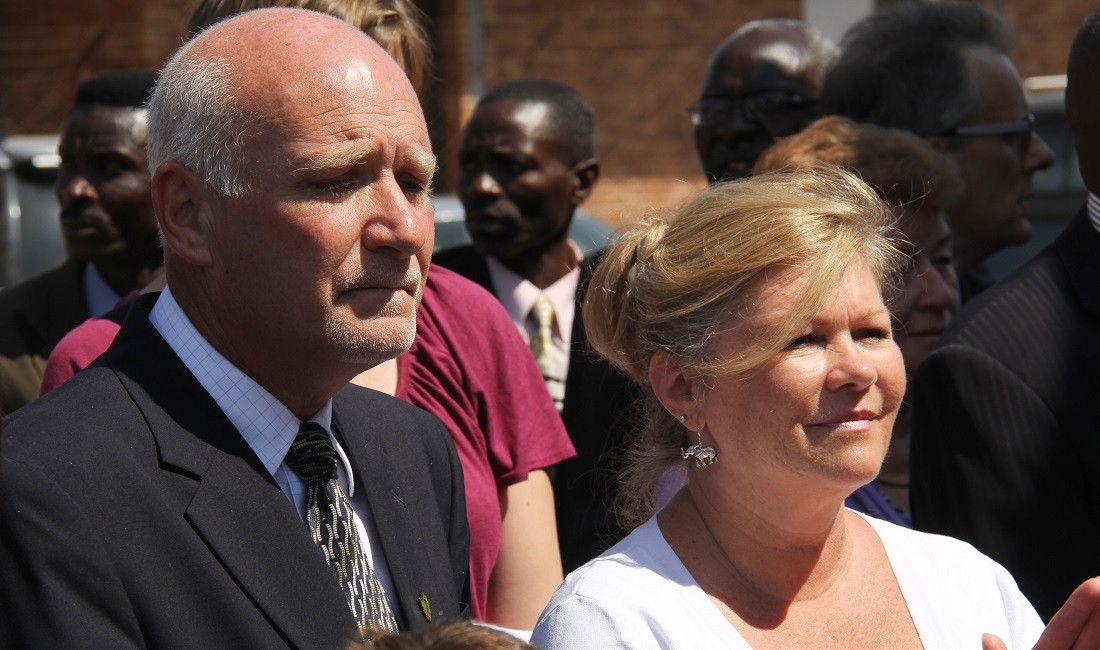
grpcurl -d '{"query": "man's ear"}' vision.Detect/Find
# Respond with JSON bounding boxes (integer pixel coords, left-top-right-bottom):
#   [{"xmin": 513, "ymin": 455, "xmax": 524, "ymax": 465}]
[
  {"xmin": 152, "ymin": 162, "xmax": 214, "ymax": 266},
  {"xmin": 570, "ymin": 157, "xmax": 599, "ymax": 206},
  {"xmin": 649, "ymin": 352, "xmax": 705, "ymax": 428}
]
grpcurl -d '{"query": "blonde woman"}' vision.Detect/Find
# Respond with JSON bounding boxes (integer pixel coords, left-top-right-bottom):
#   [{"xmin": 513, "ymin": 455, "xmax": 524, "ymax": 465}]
[{"xmin": 532, "ymin": 169, "xmax": 1100, "ymax": 648}]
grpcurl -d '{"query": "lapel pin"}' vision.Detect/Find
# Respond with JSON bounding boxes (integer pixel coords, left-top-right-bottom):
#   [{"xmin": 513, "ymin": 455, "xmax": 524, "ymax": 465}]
[{"xmin": 417, "ymin": 592, "xmax": 432, "ymax": 622}]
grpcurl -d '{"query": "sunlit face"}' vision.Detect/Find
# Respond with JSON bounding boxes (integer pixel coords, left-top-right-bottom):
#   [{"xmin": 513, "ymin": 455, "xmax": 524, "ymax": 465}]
[
  {"xmin": 698, "ymin": 257, "xmax": 906, "ymax": 492},
  {"xmin": 205, "ymin": 61, "xmax": 436, "ymax": 371},
  {"xmin": 56, "ymin": 105, "xmax": 159, "ymax": 263},
  {"xmin": 458, "ymin": 99, "xmax": 581, "ymax": 261},
  {"xmin": 888, "ymin": 206, "xmax": 960, "ymax": 376}
]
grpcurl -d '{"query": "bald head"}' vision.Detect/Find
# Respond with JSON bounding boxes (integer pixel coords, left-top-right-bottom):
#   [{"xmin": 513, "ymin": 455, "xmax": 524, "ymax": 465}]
[
  {"xmin": 704, "ymin": 21, "xmax": 836, "ymax": 96},
  {"xmin": 147, "ymin": 7, "xmax": 436, "ymax": 414},
  {"xmin": 693, "ymin": 20, "xmax": 837, "ymax": 182},
  {"xmin": 148, "ymin": 8, "xmax": 423, "ymax": 196}
]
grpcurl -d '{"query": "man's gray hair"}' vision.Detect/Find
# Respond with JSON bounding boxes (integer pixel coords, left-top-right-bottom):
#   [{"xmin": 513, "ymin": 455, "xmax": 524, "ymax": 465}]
[
  {"xmin": 147, "ymin": 44, "xmax": 257, "ymax": 197},
  {"xmin": 821, "ymin": 2, "xmax": 1012, "ymax": 137}
]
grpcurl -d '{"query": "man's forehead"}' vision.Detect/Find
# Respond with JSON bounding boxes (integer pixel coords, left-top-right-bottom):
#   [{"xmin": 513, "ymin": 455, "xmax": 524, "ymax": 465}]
[
  {"xmin": 467, "ymin": 99, "xmax": 561, "ymax": 144},
  {"xmin": 705, "ymin": 35, "xmax": 816, "ymax": 95},
  {"xmin": 963, "ymin": 46, "xmax": 1026, "ymax": 114},
  {"xmin": 63, "ymin": 105, "xmax": 148, "ymax": 142}
]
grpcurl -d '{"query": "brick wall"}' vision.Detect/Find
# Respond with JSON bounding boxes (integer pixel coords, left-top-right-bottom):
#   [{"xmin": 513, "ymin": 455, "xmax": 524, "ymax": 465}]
[
  {"xmin": 1001, "ymin": 0, "xmax": 1096, "ymax": 77},
  {"xmin": 0, "ymin": 0, "xmax": 189, "ymax": 135},
  {"xmin": 0, "ymin": 0, "xmax": 1094, "ymax": 228}
]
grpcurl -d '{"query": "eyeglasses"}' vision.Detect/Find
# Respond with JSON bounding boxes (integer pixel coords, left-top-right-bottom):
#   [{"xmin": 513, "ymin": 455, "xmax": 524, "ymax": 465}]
[
  {"xmin": 937, "ymin": 113, "xmax": 1035, "ymax": 155},
  {"xmin": 689, "ymin": 91, "xmax": 820, "ymax": 138}
]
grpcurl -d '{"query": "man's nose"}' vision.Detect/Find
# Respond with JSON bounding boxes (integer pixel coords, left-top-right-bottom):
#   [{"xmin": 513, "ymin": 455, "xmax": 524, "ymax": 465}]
[
  {"xmin": 916, "ymin": 263, "xmax": 961, "ymax": 314},
  {"xmin": 362, "ymin": 177, "xmax": 431, "ymax": 256},
  {"xmin": 1024, "ymin": 130, "xmax": 1056, "ymax": 173},
  {"xmin": 468, "ymin": 169, "xmax": 502, "ymax": 197},
  {"xmin": 57, "ymin": 170, "xmax": 96, "ymax": 205}
]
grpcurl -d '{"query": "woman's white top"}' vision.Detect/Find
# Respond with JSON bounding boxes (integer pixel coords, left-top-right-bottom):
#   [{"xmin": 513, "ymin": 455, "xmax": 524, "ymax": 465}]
[{"xmin": 531, "ymin": 512, "xmax": 1044, "ymax": 649}]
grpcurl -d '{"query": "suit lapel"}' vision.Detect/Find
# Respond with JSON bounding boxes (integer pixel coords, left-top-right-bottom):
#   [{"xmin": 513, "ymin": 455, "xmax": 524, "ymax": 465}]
[
  {"xmin": 331, "ymin": 391, "xmax": 456, "ymax": 629},
  {"xmin": 102, "ymin": 295, "xmax": 356, "ymax": 647},
  {"xmin": 1055, "ymin": 207, "xmax": 1100, "ymax": 317},
  {"xmin": 21, "ymin": 260, "xmax": 89, "ymax": 355},
  {"xmin": 564, "ymin": 252, "xmax": 600, "ymax": 414}
]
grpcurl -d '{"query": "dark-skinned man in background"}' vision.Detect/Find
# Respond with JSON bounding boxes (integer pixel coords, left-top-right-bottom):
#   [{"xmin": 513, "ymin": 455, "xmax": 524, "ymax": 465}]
[
  {"xmin": 434, "ymin": 79, "xmax": 635, "ymax": 573},
  {"xmin": 0, "ymin": 71, "xmax": 162, "ymax": 413}
]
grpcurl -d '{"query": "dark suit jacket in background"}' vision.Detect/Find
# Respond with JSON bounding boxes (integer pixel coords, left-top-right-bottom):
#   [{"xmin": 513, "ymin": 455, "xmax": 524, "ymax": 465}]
[
  {"xmin": 910, "ymin": 207, "xmax": 1100, "ymax": 621},
  {"xmin": 0, "ymin": 293, "xmax": 470, "ymax": 648},
  {"xmin": 0, "ymin": 260, "xmax": 88, "ymax": 414},
  {"xmin": 432, "ymin": 245, "xmax": 637, "ymax": 573}
]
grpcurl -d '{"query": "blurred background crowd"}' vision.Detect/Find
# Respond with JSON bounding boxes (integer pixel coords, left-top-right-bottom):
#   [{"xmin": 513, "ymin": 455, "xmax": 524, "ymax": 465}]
[{"xmin": 0, "ymin": 0, "xmax": 1089, "ymax": 289}]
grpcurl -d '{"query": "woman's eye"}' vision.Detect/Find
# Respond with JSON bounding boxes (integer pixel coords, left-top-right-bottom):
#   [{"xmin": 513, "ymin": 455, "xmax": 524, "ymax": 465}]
[
  {"xmin": 787, "ymin": 334, "xmax": 818, "ymax": 348},
  {"xmin": 932, "ymin": 254, "xmax": 954, "ymax": 268},
  {"xmin": 855, "ymin": 327, "xmax": 890, "ymax": 341}
]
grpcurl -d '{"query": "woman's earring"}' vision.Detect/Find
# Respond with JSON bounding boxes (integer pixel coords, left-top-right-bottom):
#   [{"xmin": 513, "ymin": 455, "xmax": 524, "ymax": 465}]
[{"xmin": 678, "ymin": 414, "xmax": 717, "ymax": 467}]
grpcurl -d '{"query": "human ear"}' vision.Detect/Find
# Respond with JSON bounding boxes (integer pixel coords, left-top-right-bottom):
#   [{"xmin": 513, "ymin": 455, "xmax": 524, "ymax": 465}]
[
  {"xmin": 649, "ymin": 352, "xmax": 704, "ymax": 427},
  {"xmin": 569, "ymin": 158, "xmax": 599, "ymax": 206},
  {"xmin": 152, "ymin": 162, "xmax": 214, "ymax": 266}
]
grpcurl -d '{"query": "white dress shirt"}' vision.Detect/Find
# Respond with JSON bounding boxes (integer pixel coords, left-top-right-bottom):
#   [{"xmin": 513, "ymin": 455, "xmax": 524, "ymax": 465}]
[{"xmin": 148, "ymin": 286, "xmax": 399, "ymax": 615}]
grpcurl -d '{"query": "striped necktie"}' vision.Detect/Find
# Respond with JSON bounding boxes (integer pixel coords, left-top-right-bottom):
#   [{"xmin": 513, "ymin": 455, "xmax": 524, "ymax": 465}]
[
  {"xmin": 284, "ymin": 422, "xmax": 399, "ymax": 634},
  {"xmin": 530, "ymin": 294, "xmax": 565, "ymax": 411}
]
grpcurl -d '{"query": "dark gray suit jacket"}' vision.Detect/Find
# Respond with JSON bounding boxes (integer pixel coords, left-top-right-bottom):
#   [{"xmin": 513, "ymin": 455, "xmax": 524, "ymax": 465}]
[
  {"xmin": 0, "ymin": 259, "xmax": 88, "ymax": 413},
  {"xmin": 432, "ymin": 245, "xmax": 637, "ymax": 573},
  {"xmin": 0, "ymin": 293, "xmax": 470, "ymax": 648},
  {"xmin": 911, "ymin": 207, "xmax": 1100, "ymax": 621}
]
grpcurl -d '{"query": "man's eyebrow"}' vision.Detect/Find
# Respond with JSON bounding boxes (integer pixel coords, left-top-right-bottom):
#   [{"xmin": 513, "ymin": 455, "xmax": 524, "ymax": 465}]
[
  {"xmin": 404, "ymin": 150, "xmax": 439, "ymax": 179},
  {"xmin": 294, "ymin": 145, "xmax": 381, "ymax": 173},
  {"xmin": 294, "ymin": 147, "xmax": 437, "ymax": 179}
]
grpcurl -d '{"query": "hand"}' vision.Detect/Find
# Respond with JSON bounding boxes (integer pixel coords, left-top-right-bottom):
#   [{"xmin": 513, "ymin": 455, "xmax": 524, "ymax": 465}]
[
  {"xmin": 1033, "ymin": 577, "xmax": 1100, "ymax": 649},
  {"xmin": 985, "ymin": 578, "xmax": 1100, "ymax": 650}
]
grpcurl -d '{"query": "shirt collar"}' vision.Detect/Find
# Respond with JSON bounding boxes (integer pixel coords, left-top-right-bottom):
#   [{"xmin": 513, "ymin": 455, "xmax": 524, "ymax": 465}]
[
  {"xmin": 83, "ymin": 263, "xmax": 121, "ymax": 317},
  {"xmin": 148, "ymin": 286, "xmax": 354, "ymax": 492},
  {"xmin": 487, "ymin": 241, "xmax": 582, "ymax": 337},
  {"xmin": 1088, "ymin": 192, "xmax": 1100, "ymax": 235}
]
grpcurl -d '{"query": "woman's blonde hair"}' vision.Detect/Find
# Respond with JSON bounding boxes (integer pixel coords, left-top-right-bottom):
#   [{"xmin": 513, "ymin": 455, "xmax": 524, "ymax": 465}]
[
  {"xmin": 187, "ymin": 0, "xmax": 432, "ymax": 94},
  {"xmin": 584, "ymin": 167, "xmax": 903, "ymax": 527}
]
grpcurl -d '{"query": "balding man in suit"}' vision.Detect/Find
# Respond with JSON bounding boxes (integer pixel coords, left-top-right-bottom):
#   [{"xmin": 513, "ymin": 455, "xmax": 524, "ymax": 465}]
[{"xmin": 0, "ymin": 8, "xmax": 468, "ymax": 647}]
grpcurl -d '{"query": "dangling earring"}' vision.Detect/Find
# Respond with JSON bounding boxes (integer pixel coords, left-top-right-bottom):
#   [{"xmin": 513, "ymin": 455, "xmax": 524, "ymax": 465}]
[{"xmin": 678, "ymin": 414, "xmax": 717, "ymax": 467}]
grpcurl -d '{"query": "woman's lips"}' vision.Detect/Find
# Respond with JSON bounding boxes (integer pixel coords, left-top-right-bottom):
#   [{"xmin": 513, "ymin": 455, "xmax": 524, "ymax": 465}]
[{"xmin": 810, "ymin": 410, "xmax": 878, "ymax": 433}]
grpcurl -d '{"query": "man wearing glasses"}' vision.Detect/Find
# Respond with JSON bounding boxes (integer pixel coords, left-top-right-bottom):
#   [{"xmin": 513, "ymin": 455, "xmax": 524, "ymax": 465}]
[
  {"xmin": 909, "ymin": 9, "xmax": 1100, "ymax": 623},
  {"xmin": 822, "ymin": 2, "xmax": 1054, "ymax": 301},
  {"xmin": 690, "ymin": 19, "xmax": 837, "ymax": 183}
]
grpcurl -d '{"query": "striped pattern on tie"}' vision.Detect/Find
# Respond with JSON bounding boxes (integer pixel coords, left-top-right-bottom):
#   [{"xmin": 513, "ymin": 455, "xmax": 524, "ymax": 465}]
[{"xmin": 285, "ymin": 422, "xmax": 399, "ymax": 634}]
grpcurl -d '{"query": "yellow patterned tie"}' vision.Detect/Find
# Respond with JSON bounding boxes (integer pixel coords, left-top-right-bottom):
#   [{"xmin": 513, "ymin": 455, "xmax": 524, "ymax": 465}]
[
  {"xmin": 530, "ymin": 295, "xmax": 565, "ymax": 411},
  {"xmin": 284, "ymin": 422, "xmax": 399, "ymax": 634}
]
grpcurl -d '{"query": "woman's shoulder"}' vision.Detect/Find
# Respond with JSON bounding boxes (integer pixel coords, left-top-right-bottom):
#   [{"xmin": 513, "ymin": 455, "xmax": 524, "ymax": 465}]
[
  {"xmin": 856, "ymin": 511, "xmax": 1045, "ymax": 647},
  {"xmin": 560, "ymin": 518, "xmax": 683, "ymax": 597},
  {"xmin": 859, "ymin": 511, "xmax": 992, "ymax": 564},
  {"xmin": 533, "ymin": 517, "xmax": 747, "ymax": 649}
]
